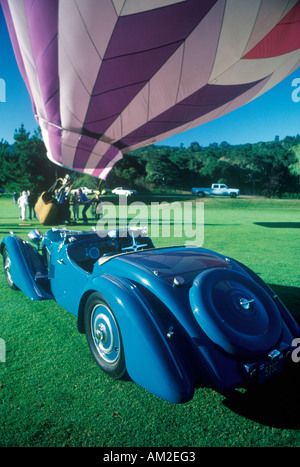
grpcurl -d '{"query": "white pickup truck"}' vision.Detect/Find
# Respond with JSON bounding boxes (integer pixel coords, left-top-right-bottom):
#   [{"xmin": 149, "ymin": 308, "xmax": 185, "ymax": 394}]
[{"xmin": 192, "ymin": 183, "xmax": 240, "ymax": 198}]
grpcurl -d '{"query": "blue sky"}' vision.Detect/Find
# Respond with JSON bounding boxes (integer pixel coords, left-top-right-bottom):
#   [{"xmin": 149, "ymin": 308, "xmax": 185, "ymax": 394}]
[{"xmin": 0, "ymin": 7, "xmax": 299, "ymax": 148}]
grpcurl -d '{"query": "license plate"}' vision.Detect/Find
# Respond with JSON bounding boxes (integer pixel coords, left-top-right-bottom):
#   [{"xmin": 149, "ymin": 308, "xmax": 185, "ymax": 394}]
[{"xmin": 257, "ymin": 355, "xmax": 284, "ymax": 383}]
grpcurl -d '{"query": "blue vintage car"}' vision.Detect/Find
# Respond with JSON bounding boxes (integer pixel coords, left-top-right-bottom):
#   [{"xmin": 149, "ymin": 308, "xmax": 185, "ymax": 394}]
[{"xmin": 1, "ymin": 227, "xmax": 299, "ymax": 403}]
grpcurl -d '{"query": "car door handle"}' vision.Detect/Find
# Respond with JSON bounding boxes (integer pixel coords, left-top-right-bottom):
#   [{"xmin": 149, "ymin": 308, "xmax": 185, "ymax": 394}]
[{"xmin": 57, "ymin": 259, "xmax": 66, "ymax": 265}]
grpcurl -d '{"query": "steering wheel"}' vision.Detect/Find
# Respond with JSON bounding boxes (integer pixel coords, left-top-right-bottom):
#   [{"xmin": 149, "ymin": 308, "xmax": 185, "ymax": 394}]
[{"xmin": 121, "ymin": 232, "xmax": 148, "ymax": 252}]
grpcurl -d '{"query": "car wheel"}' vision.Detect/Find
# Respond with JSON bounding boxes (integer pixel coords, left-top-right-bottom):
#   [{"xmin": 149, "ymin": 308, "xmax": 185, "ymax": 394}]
[
  {"xmin": 2, "ymin": 247, "xmax": 19, "ymax": 290},
  {"xmin": 230, "ymin": 192, "xmax": 237, "ymax": 198},
  {"xmin": 198, "ymin": 192, "xmax": 205, "ymax": 198},
  {"xmin": 84, "ymin": 293, "xmax": 126, "ymax": 379},
  {"xmin": 190, "ymin": 268, "xmax": 282, "ymax": 359}
]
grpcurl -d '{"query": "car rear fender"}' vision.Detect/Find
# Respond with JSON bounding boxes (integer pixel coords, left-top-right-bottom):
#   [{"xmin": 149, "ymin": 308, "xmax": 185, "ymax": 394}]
[
  {"xmin": 79, "ymin": 274, "xmax": 195, "ymax": 403},
  {"xmin": 1, "ymin": 235, "xmax": 51, "ymax": 300}
]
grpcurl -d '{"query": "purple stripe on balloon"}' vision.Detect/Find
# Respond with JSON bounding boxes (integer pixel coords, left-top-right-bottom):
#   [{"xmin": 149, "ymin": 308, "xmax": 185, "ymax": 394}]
[
  {"xmin": 119, "ymin": 80, "xmax": 265, "ymax": 147},
  {"xmin": 92, "ymin": 145, "xmax": 120, "ymax": 169},
  {"xmin": 24, "ymin": 0, "xmax": 60, "ymax": 127},
  {"xmin": 91, "ymin": 146, "xmax": 121, "ymax": 178},
  {"xmin": 92, "ymin": 167, "xmax": 111, "ymax": 179},
  {"xmin": 72, "ymin": 134, "xmax": 121, "ymax": 175},
  {"xmin": 92, "ymin": 165, "xmax": 114, "ymax": 179},
  {"xmin": 92, "ymin": 42, "xmax": 181, "ymax": 97},
  {"xmin": 44, "ymin": 88, "xmax": 60, "ymax": 126},
  {"xmin": 84, "ymin": 82, "xmax": 146, "ymax": 134},
  {"xmin": 105, "ymin": 0, "xmax": 216, "ymax": 58},
  {"xmin": 72, "ymin": 134, "xmax": 98, "ymax": 170},
  {"xmin": 91, "ymin": 147, "xmax": 118, "ymax": 170}
]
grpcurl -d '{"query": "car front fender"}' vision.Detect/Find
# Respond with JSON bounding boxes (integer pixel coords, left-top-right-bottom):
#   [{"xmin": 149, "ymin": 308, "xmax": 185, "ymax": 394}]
[
  {"xmin": 80, "ymin": 274, "xmax": 195, "ymax": 403},
  {"xmin": 1, "ymin": 235, "xmax": 51, "ymax": 300}
]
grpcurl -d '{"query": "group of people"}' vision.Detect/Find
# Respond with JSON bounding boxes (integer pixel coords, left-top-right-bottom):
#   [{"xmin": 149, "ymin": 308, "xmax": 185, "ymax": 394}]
[
  {"xmin": 13, "ymin": 187, "xmax": 103, "ymax": 225},
  {"xmin": 57, "ymin": 187, "xmax": 103, "ymax": 225},
  {"xmin": 13, "ymin": 190, "xmax": 37, "ymax": 221}
]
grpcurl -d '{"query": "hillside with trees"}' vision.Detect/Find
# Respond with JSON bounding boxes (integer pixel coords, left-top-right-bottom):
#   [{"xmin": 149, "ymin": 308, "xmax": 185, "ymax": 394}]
[
  {"xmin": 1, "ymin": 125, "xmax": 300, "ymax": 198},
  {"xmin": 108, "ymin": 135, "xmax": 300, "ymax": 197}
]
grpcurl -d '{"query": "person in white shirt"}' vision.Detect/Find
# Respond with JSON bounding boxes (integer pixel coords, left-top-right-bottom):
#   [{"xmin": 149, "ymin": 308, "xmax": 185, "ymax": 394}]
[{"xmin": 18, "ymin": 191, "xmax": 28, "ymax": 221}]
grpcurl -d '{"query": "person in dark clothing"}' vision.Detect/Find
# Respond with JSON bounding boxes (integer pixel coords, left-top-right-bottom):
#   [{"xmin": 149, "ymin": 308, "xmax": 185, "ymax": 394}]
[
  {"xmin": 58, "ymin": 187, "xmax": 71, "ymax": 224},
  {"xmin": 78, "ymin": 189, "xmax": 91, "ymax": 224},
  {"xmin": 71, "ymin": 191, "xmax": 79, "ymax": 221},
  {"xmin": 27, "ymin": 190, "xmax": 37, "ymax": 219}
]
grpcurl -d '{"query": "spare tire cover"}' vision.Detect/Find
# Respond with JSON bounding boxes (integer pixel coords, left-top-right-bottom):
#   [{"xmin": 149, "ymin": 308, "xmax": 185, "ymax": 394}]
[{"xmin": 189, "ymin": 268, "xmax": 282, "ymax": 358}]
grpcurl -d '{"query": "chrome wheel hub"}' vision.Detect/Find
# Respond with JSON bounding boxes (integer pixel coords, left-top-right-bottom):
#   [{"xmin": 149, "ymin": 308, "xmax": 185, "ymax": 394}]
[
  {"xmin": 91, "ymin": 305, "xmax": 120, "ymax": 364},
  {"xmin": 95, "ymin": 323, "xmax": 107, "ymax": 345},
  {"xmin": 239, "ymin": 297, "xmax": 255, "ymax": 310}
]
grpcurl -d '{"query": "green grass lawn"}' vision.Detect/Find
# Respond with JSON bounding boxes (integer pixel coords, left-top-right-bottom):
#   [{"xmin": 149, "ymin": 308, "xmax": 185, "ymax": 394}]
[{"xmin": 0, "ymin": 195, "xmax": 299, "ymax": 447}]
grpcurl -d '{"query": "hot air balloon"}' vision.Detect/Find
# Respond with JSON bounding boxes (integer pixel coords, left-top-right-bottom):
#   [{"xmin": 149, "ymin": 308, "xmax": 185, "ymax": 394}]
[{"xmin": 1, "ymin": 0, "xmax": 300, "ymax": 179}]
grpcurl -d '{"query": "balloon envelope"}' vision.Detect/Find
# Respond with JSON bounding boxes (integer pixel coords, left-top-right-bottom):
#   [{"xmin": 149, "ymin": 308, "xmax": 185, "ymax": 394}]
[{"xmin": 1, "ymin": 0, "xmax": 300, "ymax": 178}]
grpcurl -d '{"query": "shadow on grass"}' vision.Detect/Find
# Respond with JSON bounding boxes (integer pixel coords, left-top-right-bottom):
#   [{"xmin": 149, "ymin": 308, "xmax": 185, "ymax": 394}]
[
  {"xmin": 224, "ymin": 283, "xmax": 300, "ymax": 429},
  {"xmin": 270, "ymin": 284, "xmax": 300, "ymax": 324},
  {"xmin": 254, "ymin": 222, "xmax": 300, "ymax": 228},
  {"xmin": 223, "ymin": 364, "xmax": 300, "ymax": 429},
  {"xmin": 0, "ymin": 224, "xmax": 39, "ymax": 237}
]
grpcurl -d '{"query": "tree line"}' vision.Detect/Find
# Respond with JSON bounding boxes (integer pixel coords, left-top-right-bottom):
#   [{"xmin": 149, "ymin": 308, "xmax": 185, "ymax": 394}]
[{"xmin": 1, "ymin": 124, "xmax": 300, "ymax": 198}]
